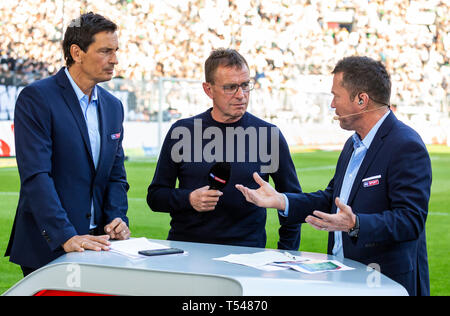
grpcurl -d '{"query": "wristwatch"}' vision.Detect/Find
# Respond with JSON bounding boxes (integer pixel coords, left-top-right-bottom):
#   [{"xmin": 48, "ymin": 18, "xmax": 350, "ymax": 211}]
[{"xmin": 348, "ymin": 215, "xmax": 360, "ymax": 238}]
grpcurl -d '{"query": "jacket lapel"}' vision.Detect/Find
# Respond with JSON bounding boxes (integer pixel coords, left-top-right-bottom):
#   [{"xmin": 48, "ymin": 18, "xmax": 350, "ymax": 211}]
[
  {"xmin": 346, "ymin": 112, "xmax": 397, "ymax": 206},
  {"xmin": 95, "ymin": 89, "xmax": 107, "ymax": 175},
  {"xmin": 55, "ymin": 68, "xmax": 95, "ymax": 171},
  {"xmin": 332, "ymin": 140, "xmax": 354, "ymax": 213}
]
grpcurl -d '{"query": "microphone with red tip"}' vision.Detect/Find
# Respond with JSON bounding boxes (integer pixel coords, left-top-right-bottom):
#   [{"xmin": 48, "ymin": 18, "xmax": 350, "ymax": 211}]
[{"xmin": 208, "ymin": 162, "xmax": 231, "ymax": 190}]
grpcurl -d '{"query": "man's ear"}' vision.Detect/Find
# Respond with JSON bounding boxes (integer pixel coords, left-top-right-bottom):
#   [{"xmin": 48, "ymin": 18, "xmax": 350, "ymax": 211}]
[
  {"xmin": 356, "ymin": 92, "xmax": 369, "ymax": 107},
  {"xmin": 70, "ymin": 44, "xmax": 84, "ymax": 65},
  {"xmin": 202, "ymin": 82, "xmax": 214, "ymax": 99}
]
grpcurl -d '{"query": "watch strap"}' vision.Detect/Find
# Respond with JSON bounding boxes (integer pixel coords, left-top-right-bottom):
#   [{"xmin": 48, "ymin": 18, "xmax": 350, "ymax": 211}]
[{"xmin": 348, "ymin": 214, "xmax": 360, "ymax": 238}]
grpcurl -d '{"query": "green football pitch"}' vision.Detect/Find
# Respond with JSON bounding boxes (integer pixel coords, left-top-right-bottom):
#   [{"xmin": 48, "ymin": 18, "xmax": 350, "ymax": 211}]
[{"xmin": 1, "ymin": 147, "xmax": 449, "ymax": 295}]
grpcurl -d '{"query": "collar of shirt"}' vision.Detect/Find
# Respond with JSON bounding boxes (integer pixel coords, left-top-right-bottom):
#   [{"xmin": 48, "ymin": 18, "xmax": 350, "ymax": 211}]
[
  {"xmin": 64, "ymin": 67, "xmax": 98, "ymax": 104},
  {"xmin": 352, "ymin": 110, "xmax": 391, "ymax": 149}
]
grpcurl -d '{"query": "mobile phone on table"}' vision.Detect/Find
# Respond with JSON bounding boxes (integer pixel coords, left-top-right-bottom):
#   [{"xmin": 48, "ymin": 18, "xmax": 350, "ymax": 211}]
[{"xmin": 138, "ymin": 248, "xmax": 184, "ymax": 256}]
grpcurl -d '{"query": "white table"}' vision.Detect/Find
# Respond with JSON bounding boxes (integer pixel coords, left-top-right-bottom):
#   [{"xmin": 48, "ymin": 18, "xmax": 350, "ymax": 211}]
[{"xmin": 3, "ymin": 238, "xmax": 408, "ymax": 296}]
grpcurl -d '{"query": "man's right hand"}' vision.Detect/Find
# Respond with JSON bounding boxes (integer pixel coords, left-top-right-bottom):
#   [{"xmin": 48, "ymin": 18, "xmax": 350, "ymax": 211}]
[
  {"xmin": 62, "ymin": 235, "xmax": 111, "ymax": 253},
  {"xmin": 189, "ymin": 185, "xmax": 223, "ymax": 212},
  {"xmin": 235, "ymin": 172, "xmax": 286, "ymax": 210}
]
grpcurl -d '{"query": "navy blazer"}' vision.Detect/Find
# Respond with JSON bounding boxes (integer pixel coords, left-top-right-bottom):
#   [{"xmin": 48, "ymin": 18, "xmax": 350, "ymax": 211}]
[
  {"xmin": 285, "ymin": 112, "xmax": 431, "ymax": 296},
  {"xmin": 5, "ymin": 68, "xmax": 129, "ymax": 269}
]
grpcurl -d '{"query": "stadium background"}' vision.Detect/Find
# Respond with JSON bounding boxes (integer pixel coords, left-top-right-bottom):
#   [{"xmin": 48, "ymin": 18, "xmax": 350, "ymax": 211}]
[{"xmin": 0, "ymin": 0, "xmax": 449, "ymax": 295}]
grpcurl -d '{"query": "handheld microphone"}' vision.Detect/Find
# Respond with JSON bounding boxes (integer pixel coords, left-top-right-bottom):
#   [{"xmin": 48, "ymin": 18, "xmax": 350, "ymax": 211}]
[
  {"xmin": 333, "ymin": 106, "xmax": 389, "ymax": 120},
  {"xmin": 208, "ymin": 162, "xmax": 231, "ymax": 190}
]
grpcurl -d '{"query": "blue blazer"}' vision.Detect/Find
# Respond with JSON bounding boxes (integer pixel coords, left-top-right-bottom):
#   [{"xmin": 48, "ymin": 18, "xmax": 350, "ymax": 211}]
[
  {"xmin": 5, "ymin": 68, "xmax": 129, "ymax": 269},
  {"xmin": 285, "ymin": 112, "xmax": 431, "ymax": 296}
]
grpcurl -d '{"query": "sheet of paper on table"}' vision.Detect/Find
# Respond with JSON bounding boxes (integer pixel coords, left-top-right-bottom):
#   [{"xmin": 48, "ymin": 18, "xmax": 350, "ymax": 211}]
[
  {"xmin": 213, "ymin": 250, "xmax": 354, "ymax": 273},
  {"xmin": 213, "ymin": 251, "xmax": 307, "ymax": 271}
]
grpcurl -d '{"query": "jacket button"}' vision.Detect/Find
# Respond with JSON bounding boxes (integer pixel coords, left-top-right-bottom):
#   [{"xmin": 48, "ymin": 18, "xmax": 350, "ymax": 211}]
[
  {"xmin": 86, "ymin": 213, "xmax": 91, "ymax": 219},
  {"xmin": 41, "ymin": 230, "xmax": 51, "ymax": 242}
]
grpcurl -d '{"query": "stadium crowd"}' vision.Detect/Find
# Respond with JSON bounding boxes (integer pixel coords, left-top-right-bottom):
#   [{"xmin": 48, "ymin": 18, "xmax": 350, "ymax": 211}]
[{"xmin": 0, "ymin": 0, "xmax": 449, "ymax": 120}]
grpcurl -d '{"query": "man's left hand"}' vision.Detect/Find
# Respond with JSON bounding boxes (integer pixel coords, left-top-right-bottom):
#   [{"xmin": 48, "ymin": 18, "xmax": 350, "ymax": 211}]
[
  {"xmin": 104, "ymin": 217, "xmax": 130, "ymax": 240},
  {"xmin": 305, "ymin": 197, "xmax": 356, "ymax": 232}
]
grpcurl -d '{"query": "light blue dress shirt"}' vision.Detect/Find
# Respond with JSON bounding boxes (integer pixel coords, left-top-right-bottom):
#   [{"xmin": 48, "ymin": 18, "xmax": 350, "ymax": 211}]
[
  {"xmin": 332, "ymin": 110, "xmax": 390, "ymax": 258},
  {"xmin": 280, "ymin": 110, "xmax": 391, "ymax": 258},
  {"xmin": 64, "ymin": 68, "xmax": 101, "ymax": 229}
]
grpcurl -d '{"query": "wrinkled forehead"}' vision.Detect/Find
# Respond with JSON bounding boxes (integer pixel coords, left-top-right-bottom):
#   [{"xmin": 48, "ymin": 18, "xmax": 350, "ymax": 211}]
[
  {"xmin": 213, "ymin": 64, "xmax": 250, "ymax": 84},
  {"xmin": 91, "ymin": 31, "xmax": 118, "ymax": 45}
]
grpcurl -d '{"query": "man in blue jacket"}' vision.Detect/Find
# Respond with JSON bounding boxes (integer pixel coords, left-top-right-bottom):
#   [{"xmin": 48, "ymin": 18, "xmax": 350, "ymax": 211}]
[
  {"xmin": 236, "ymin": 56, "xmax": 432, "ymax": 296},
  {"xmin": 5, "ymin": 13, "xmax": 130, "ymax": 276}
]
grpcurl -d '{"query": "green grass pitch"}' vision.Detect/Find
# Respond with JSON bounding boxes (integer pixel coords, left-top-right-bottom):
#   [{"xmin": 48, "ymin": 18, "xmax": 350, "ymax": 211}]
[{"xmin": 1, "ymin": 147, "xmax": 449, "ymax": 295}]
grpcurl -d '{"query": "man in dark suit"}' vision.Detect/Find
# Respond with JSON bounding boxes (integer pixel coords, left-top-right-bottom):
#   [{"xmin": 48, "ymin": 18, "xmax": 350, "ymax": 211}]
[
  {"xmin": 236, "ymin": 56, "xmax": 432, "ymax": 296},
  {"xmin": 5, "ymin": 13, "xmax": 130, "ymax": 276}
]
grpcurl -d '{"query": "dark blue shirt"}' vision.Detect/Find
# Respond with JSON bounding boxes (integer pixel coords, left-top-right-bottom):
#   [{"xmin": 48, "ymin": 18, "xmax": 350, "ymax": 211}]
[{"xmin": 147, "ymin": 108, "xmax": 302, "ymax": 250}]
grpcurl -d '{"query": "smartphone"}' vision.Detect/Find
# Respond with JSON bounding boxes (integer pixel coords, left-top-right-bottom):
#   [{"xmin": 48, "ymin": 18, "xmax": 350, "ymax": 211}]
[{"xmin": 138, "ymin": 248, "xmax": 184, "ymax": 256}]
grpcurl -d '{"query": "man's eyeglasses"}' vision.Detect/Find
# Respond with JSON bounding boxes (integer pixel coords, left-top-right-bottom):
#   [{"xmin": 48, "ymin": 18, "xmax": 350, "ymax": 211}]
[{"xmin": 220, "ymin": 81, "xmax": 255, "ymax": 95}]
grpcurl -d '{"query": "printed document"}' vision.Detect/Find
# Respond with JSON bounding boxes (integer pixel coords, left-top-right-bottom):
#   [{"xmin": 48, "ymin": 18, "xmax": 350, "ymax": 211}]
[
  {"xmin": 272, "ymin": 259, "xmax": 354, "ymax": 274},
  {"xmin": 214, "ymin": 251, "xmax": 354, "ymax": 273},
  {"xmin": 213, "ymin": 251, "xmax": 305, "ymax": 271}
]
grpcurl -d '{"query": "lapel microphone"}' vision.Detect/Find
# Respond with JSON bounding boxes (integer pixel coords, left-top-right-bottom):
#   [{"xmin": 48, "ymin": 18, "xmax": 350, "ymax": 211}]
[
  {"xmin": 208, "ymin": 162, "xmax": 231, "ymax": 190},
  {"xmin": 333, "ymin": 105, "xmax": 389, "ymax": 120}
]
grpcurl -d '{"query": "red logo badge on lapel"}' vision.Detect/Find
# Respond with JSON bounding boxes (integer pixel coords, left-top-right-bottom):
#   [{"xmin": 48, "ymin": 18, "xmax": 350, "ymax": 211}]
[
  {"xmin": 362, "ymin": 175, "xmax": 381, "ymax": 188},
  {"xmin": 111, "ymin": 132, "xmax": 121, "ymax": 140},
  {"xmin": 364, "ymin": 179, "xmax": 379, "ymax": 187}
]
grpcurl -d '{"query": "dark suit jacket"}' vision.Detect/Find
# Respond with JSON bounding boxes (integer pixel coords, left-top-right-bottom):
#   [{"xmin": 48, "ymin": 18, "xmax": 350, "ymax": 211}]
[
  {"xmin": 5, "ymin": 68, "xmax": 129, "ymax": 269},
  {"xmin": 285, "ymin": 112, "xmax": 431, "ymax": 296}
]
